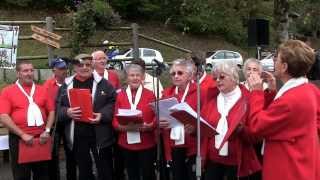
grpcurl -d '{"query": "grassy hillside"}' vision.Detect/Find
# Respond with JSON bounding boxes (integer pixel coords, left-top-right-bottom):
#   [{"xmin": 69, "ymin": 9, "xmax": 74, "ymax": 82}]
[{"xmin": 0, "ymin": 9, "xmax": 254, "ymax": 69}]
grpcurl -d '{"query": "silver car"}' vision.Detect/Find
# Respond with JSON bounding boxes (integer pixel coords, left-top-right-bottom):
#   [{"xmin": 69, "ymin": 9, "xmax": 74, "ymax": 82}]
[{"xmin": 205, "ymin": 50, "xmax": 243, "ymax": 71}]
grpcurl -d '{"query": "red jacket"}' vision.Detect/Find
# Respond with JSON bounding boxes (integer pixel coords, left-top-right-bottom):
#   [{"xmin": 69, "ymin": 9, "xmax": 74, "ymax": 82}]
[
  {"xmin": 106, "ymin": 70, "xmax": 121, "ymax": 89},
  {"xmin": 112, "ymin": 88, "xmax": 156, "ymax": 150},
  {"xmin": 200, "ymin": 73, "xmax": 216, "ymax": 99},
  {"xmin": 201, "ymin": 86, "xmax": 261, "ymax": 177},
  {"xmin": 161, "ymin": 83, "xmax": 199, "ymax": 161},
  {"xmin": 248, "ymin": 83, "xmax": 320, "ymax": 180}
]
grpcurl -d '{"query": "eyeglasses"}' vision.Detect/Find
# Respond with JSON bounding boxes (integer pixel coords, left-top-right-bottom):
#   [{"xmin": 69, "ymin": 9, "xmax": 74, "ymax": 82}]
[
  {"xmin": 77, "ymin": 63, "xmax": 92, "ymax": 68},
  {"xmin": 93, "ymin": 58, "xmax": 107, "ymax": 62},
  {"xmin": 216, "ymin": 74, "xmax": 226, "ymax": 81},
  {"xmin": 170, "ymin": 71, "xmax": 185, "ymax": 76}
]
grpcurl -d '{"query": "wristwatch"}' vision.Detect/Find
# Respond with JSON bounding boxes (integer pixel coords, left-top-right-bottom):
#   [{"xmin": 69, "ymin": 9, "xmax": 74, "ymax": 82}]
[{"xmin": 45, "ymin": 128, "xmax": 51, "ymax": 133}]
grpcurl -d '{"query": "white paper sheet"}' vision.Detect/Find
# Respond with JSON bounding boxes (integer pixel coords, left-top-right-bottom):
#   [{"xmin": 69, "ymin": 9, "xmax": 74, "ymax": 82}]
[
  {"xmin": 126, "ymin": 131, "xmax": 141, "ymax": 144},
  {"xmin": 118, "ymin": 109, "xmax": 142, "ymax": 116},
  {"xmin": 0, "ymin": 135, "xmax": 9, "ymax": 150},
  {"xmin": 150, "ymin": 97, "xmax": 181, "ymax": 128}
]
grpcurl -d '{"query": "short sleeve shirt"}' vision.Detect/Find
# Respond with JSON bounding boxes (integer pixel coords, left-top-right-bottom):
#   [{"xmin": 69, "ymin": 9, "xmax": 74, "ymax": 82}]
[{"xmin": 0, "ymin": 83, "xmax": 55, "ymax": 136}]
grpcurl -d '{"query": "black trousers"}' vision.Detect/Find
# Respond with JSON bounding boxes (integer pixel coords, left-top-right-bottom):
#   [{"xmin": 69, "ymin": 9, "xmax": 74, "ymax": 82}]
[
  {"xmin": 112, "ymin": 136, "xmax": 125, "ymax": 180},
  {"xmin": 49, "ymin": 125, "xmax": 77, "ymax": 180},
  {"xmin": 9, "ymin": 133, "xmax": 49, "ymax": 180},
  {"xmin": 121, "ymin": 147, "xmax": 156, "ymax": 180},
  {"xmin": 74, "ymin": 131, "xmax": 113, "ymax": 180},
  {"xmin": 171, "ymin": 147, "xmax": 196, "ymax": 180},
  {"xmin": 204, "ymin": 161, "xmax": 255, "ymax": 180}
]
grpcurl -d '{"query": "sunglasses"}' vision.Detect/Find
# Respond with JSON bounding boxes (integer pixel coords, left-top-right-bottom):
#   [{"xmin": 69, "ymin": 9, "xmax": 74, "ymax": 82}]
[
  {"xmin": 170, "ymin": 71, "xmax": 185, "ymax": 76},
  {"xmin": 77, "ymin": 63, "xmax": 92, "ymax": 68},
  {"xmin": 216, "ymin": 74, "xmax": 227, "ymax": 80}
]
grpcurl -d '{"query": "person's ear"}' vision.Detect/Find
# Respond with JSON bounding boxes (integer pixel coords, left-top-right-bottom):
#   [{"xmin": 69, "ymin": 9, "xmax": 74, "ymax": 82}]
[{"xmin": 282, "ymin": 62, "xmax": 288, "ymax": 74}]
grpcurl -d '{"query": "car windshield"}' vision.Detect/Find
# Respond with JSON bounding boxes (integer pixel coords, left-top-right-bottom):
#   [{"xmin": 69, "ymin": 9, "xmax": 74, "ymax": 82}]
[
  {"xmin": 206, "ymin": 51, "xmax": 216, "ymax": 58},
  {"xmin": 263, "ymin": 53, "xmax": 274, "ymax": 59}
]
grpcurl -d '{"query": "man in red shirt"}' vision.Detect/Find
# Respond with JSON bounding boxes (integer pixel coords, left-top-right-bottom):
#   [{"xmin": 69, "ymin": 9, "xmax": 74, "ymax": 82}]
[
  {"xmin": 92, "ymin": 50, "xmax": 121, "ymax": 89},
  {"xmin": 43, "ymin": 58, "xmax": 77, "ymax": 180},
  {"xmin": 0, "ymin": 60, "xmax": 55, "ymax": 180},
  {"xmin": 43, "ymin": 57, "xmax": 68, "ymax": 99}
]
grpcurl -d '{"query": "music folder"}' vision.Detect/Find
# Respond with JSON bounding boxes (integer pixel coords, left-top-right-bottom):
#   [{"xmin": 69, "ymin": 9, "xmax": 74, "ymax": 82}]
[
  {"xmin": 68, "ymin": 88, "xmax": 93, "ymax": 123},
  {"xmin": 169, "ymin": 102, "xmax": 218, "ymax": 137},
  {"xmin": 18, "ymin": 138, "xmax": 52, "ymax": 164},
  {"xmin": 116, "ymin": 109, "xmax": 143, "ymax": 125}
]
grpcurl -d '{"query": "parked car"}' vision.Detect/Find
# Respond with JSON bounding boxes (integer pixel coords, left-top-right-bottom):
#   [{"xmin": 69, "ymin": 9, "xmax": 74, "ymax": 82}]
[
  {"xmin": 111, "ymin": 48, "xmax": 164, "ymax": 70},
  {"xmin": 205, "ymin": 50, "xmax": 243, "ymax": 71},
  {"xmin": 260, "ymin": 53, "xmax": 274, "ymax": 72}
]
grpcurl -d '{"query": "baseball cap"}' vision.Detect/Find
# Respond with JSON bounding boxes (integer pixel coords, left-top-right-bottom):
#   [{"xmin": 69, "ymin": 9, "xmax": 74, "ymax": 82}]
[{"xmin": 50, "ymin": 58, "xmax": 67, "ymax": 69}]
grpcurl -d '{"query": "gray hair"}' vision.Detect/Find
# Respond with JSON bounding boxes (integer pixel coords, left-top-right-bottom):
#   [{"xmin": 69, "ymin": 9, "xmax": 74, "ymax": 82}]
[
  {"xmin": 243, "ymin": 58, "xmax": 262, "ymax": 75},
  {"xmin": 215, "ymin": 61, "xmax": 240, "ymax": 84},
  {"xmin": 170, "ymin": 58, "xmax": 194, "ymax": 75},
  {"xmin": 91, "ymin": 50, "xmax": 106, "ymax": 60},
  {"xmin": 124, "ymin": 63, "xmax": 145, "ymax": 76}
]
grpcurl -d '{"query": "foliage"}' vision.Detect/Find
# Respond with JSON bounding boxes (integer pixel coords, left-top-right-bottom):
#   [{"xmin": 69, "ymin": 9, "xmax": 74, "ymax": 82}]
[
  {"xmin": 291, "ymin": 0, "xmax": 320, "ymax": 38},
  {"xmin": 71, "ymin": 1, "xmax": 96, "ymax": 55},
  {"xmin": 70, "ymin": 0, "xmax": 120, "ymax": 55},
  {"xmin": 3, "ymin": 0, "xmax": 74, "ymax": 9}
]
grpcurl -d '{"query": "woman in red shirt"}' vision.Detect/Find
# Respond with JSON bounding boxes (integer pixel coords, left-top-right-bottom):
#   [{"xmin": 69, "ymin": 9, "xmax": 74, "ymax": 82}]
[
  {"xmin": 112, "ymin": 63, "xmax": 156, "ymax": 180},
  {"xmin": 159, "ymin": 58, "xmax": 198, "ymax": 180},
  {"xmin": 201, "ymin": 62, "xmax": 261, "ymax": 180}
]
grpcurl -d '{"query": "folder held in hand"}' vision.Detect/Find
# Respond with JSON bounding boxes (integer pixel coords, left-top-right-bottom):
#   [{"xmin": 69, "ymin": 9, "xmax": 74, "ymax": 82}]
[
  {"xmin": 18, "ymin": 137, "xmax": 52, "ymax": 164},
  {"xmin": 169, "ymin": 102, "xmax": 218, "ymax": 137},
  {"xmin": 69, "ymin": 88, "xmax": 93, "ymax": 123},
  {"xmin": 116, "ymin": 109, "xmax": 143, "ymax": 125}
]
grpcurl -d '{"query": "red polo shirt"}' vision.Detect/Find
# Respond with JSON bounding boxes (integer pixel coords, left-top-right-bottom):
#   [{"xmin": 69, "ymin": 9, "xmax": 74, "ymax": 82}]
[
  {"xmin": 0, "ymin": 83, "xmax": 55, "ymax": 136},
  {"xmin": 43, "ymin": 77, "xmax": 60, "ymax": 102}
]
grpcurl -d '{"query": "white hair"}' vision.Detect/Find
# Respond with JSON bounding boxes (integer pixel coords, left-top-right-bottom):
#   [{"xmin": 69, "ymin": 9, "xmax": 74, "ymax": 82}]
[
  {"xmin": 170, "ymin": 58, "xmax": 194, "ymax": 75},
  {"xmin": 125, "ymin": 64, "xmax": 145, "ymax": 76},
  {"xmin": 215, "ymin": 61, "xmax": 240, "ymax": 83},
  {"xmin": 91, "ymin": 50, "xmax": 106, "ymax": 60},
  {"xmin": 243, "ymin": 58, "xmax": 262, "ymax": 75}
]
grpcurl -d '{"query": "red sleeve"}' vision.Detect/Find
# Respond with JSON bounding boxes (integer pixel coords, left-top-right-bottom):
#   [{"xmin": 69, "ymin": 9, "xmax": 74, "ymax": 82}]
[
  {"xmin": 264, "ymin": 89, "xmax": 276, "ymax": 108},
  {"xmin": 109, "ymin": 70, "xmax": 121, "ymax": 89},
  {"xmin": 248, "ymin": 90, "xmax": 292, "ymax": 139},
  {"xmin": 0, "ymin": 87, "xmax": 12, "ymax": 114}
]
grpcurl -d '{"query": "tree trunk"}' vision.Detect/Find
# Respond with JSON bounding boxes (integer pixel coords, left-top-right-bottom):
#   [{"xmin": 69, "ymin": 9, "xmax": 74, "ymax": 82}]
[{"xmin": 274, "ymin": 0, "xmax": 290, "ymax": 43}]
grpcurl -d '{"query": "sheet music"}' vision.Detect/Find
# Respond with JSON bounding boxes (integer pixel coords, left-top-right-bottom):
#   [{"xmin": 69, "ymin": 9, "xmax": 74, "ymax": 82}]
[
  {"xmin": 117, "ymin": 109, "xmax": 142, "ymax": 116},
  {"xmin": 150, "ymin": 97, "xmax": 181, "ymax": 128},
  {"xmin": 169, "ymin": 102, "xmax": 216, "ymax": 131}
]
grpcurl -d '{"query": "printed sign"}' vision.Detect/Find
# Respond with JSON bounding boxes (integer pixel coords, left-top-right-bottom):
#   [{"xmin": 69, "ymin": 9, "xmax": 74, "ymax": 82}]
[{"xmin": 0, "ymin": 25, "xmax": 19, "ymax": 68}]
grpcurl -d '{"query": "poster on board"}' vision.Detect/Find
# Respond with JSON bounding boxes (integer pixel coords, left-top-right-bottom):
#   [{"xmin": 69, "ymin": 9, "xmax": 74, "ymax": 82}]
[{"xmin": 0, "ymin": 25, "xmax": 19, "ymax": 68}]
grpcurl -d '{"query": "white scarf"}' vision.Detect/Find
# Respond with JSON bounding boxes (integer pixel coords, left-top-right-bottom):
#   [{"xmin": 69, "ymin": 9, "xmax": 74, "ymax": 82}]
[
  {"xmin": 103, "ymin": 69, "xmax": 109, "ymax": 80},
  {"xmin": 126, "ymin": 84, "xmax": 143, "ymax": 110},
  {"xmin": 16, "ymin": 81, "xmax": 44, "ymax": 127},
  {"xmin": 170, "ymin": 83, "xmax": 190, "ymax": 145},
  {"xmin": 215, "ymin": 86, "xmax": 241, "ymax": 156},
  {"xmin": 126, "ymin": 84, "xmax": 143, "ymax": 144},
  {"xmin": 261, "ymin": 77, "xmax": 308, "ymax": 154}
]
